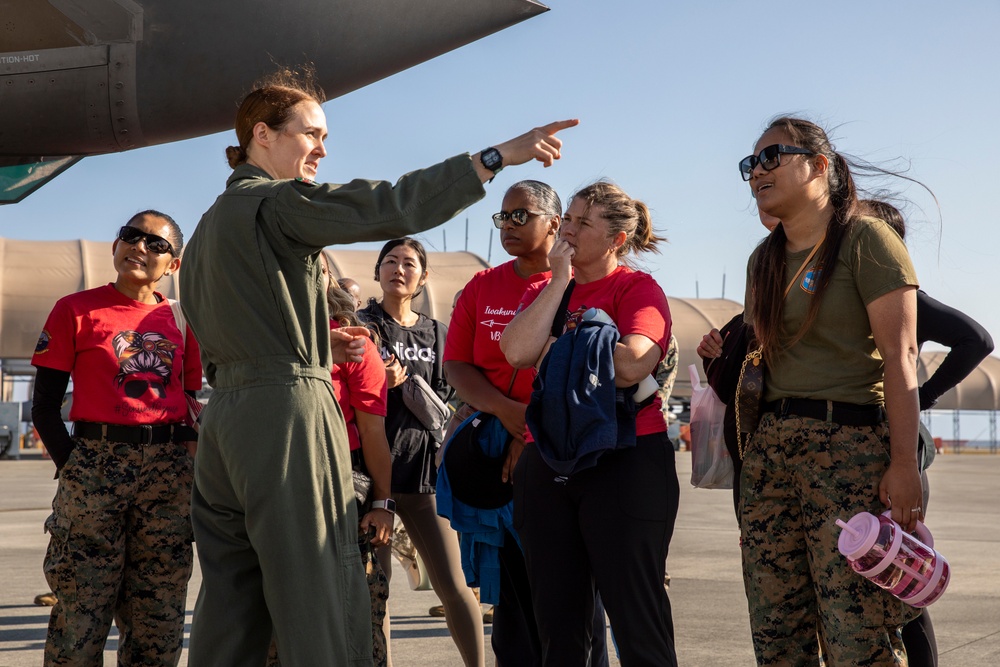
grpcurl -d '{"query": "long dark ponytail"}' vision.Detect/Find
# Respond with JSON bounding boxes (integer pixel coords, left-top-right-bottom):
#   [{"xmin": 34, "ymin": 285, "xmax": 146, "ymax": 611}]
[{"xmin": 748, "ymin": 117, "xmax": 859, "ymax": 362}]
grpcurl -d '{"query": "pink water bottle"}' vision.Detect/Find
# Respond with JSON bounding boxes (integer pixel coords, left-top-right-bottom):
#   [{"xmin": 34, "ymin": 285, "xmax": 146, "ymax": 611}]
[{"xmin": 835, "ymin": 511, "xmax": 950, "ymax": 608}]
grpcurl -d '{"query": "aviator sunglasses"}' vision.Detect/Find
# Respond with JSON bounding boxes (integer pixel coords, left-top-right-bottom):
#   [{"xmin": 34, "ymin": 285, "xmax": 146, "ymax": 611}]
[
  {"xmin": 492, "ymin": 208, "xmax": 546, "ymax": 229},
  {"xmin": 739, "ymin": 144, "xmax": 815, "ymax": 182},
  {"xmin": 117, "ymin": 225, "xmax": 175, "ymax": 255}
]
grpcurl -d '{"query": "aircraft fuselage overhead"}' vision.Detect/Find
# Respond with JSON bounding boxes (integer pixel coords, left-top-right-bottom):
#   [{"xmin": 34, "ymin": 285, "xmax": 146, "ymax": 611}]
[{"xmin": 0, "ymin": 0, "xmax": 547, "ymax": 202}]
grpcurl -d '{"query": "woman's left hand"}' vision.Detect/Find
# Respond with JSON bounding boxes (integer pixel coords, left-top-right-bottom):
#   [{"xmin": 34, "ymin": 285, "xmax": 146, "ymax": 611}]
[
  {"xmin": 697, "ymin": 328, "xmax": 724, "ymax": 360},
  {"xmin": 384, "ymin": 354, "xmax": 408, "ymax": 389},
  {"xmin": 879, "ymin": 461, "xmax": 924, "ymax": 532},
  {"xmin": 502, "ymin": 437, "xmax": 526, "ymax": 483},
  {"xmin": 361, "ymin": 509, "xmax": 394, "ymax": 547},
  {"xmin": 331, "ymin": 326, "xmax": 371, "ymax": 364}
]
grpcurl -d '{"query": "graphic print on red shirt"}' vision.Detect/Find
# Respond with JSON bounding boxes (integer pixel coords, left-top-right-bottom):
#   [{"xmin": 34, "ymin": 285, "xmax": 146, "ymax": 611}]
[{"xmin": 31, "ymin": 284, "xmax": 202, "ymax": 425}]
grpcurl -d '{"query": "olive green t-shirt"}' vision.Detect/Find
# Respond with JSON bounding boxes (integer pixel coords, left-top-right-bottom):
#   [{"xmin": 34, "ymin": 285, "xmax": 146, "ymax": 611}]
[{"xmin": 744, "ymin": 217, "xmax": 918, "ymax": 404}]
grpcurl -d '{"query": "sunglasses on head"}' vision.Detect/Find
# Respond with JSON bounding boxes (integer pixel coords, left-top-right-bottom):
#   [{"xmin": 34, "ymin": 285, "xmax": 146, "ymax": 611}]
[
  {"xmin": 492, "ymin": 209, "xmax": 546, "ymax": 229},
  {"xmin": 739, "ymin": 144, "xmax": 815, "ymax": 181},
  {"xmin": 117, "ymin": 226, "xmax": 175, "ymax": 255}
]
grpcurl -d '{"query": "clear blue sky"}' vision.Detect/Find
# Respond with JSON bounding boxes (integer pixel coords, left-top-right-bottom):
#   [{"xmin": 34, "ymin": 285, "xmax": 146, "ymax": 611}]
[{"xmin": 3, "ymin": 1, "xmax": 999, "ymax": 436}]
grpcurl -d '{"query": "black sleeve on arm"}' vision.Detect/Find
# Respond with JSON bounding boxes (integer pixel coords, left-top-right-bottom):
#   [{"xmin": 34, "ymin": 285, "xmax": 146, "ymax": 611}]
[
  {"xmin": 916, "ymin": 291, "xmax": 995, "ymax": 410},
  {"xmin": 31, "ymin": 367, "xmax": 75, "ymax": 471}
]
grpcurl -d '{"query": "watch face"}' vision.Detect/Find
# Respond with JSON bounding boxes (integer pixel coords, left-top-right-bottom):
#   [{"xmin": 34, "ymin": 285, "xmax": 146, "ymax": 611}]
[
  {"xmin": 375, "ymin": 499, "xmax": 396, "ymax": 512},
  {"xmin": 481, "ymin": 148, "xmax": 502, "ymax": 172}
]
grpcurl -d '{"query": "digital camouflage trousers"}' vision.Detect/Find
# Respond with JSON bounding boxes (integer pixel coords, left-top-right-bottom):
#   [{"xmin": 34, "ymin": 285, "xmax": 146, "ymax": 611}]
[
  {"xmin": 740, "ymin": 413, "xmax": 917, "ymax": 667},
  {"xmin": 43, "ymin": 435, "xmax": 194, "ymax": 667}
]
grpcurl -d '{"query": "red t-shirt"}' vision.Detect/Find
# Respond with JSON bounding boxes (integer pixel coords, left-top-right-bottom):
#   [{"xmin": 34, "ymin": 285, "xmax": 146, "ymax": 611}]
[
  {"xmin": 31, "ymin": 283, "xmax": 202, "ymax": 425},
  {"xmin": 519, "ymin": 266, "xmax": 671, "ymax": 435},
  {"xmin": 330, "ymin": 322, "xmax": 387, "ymax": 451},
  {"xmin": 443, "ymin": 260, "xmax": 549, "ymax": 404}
]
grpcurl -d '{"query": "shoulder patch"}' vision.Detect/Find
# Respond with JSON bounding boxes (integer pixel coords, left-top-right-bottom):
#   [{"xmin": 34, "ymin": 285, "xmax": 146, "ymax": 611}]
[
  {"xmin": 295, "ymin": 177, "xmax": 316, "ymax": 186},
  {"xmin": 35, "ymin": 330, "xmax": 51, "ymax": 354}
]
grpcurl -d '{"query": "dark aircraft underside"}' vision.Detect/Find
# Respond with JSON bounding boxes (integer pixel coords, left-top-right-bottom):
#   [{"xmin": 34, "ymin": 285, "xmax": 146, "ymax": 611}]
[{"xmin": 0, "ymin": 0, "xmax": 547, "ymax": 203}]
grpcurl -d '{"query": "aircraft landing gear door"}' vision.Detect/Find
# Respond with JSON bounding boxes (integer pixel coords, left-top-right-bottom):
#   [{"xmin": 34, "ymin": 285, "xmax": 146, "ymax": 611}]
[{"xmin": 0, "ymin": 0, "xmax": 144, "ymax": 158}]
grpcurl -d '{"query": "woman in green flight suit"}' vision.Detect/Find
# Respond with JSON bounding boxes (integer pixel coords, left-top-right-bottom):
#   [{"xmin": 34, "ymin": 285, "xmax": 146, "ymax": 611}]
[{"xmin": 179, "ymin": 69, "xmax": 576, "ymax": 666}]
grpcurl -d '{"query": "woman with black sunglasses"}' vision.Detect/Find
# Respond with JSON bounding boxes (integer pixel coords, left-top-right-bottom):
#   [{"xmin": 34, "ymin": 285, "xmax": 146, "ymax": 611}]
[
  {"xmin": 737, "ymin": 117, "xmax": 922, "ymax": 665},
  {"xmin": 30, "ymin": 210, "xmax": 201, "ymax": 666}
]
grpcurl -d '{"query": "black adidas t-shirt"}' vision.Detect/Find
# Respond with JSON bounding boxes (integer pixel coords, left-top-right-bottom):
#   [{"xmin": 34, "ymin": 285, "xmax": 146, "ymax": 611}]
[{"xmin": 358, "ymin": 301, "xmax": 451, "ymax": 494}]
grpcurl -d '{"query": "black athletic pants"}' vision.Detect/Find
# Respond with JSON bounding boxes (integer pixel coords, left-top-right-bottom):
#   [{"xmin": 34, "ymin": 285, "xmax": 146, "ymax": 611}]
[
  {"xmin": 513, "ymin": 433, "xmax": 679, "ymax": 667},
  {"xmin": 492, "ymin": 529, "xmax": 610, "ymax": 667}
]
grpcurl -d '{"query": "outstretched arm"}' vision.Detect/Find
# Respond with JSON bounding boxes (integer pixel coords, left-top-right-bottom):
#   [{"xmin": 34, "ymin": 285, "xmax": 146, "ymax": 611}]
[{"xmin": 472, "ymin": 120, "xmax": 580, "ymax": 184}]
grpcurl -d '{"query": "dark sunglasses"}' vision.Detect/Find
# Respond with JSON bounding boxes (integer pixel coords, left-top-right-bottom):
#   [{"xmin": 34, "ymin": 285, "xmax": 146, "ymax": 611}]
[
  {"xmin": 492, "ymin": 209, "xmax": 546, "ymax": 229},
  {"xmin": 739, "ymin": 144, "xmax": 815, "ymax": 181},
  {"xmin": 117, "ymin": 225, "xmax": 175, "ymax": 255},
  {"xmin": 124, "ymin": 379, "xmax": 166, "ymax": 399}
]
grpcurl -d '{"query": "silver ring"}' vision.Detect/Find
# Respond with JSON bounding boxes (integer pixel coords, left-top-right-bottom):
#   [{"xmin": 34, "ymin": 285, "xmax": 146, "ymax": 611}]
[{"xmin": 910, "ymin": 507, "xmax": 922, "ymax": 513}]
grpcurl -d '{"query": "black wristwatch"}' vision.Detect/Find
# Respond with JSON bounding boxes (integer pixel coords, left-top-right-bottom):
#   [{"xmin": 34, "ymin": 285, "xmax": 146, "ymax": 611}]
[
  {"xmin": 480, "ymin": 147, "xmax": 504, "ymax": 181},
  {"xmin": 371, "ymin": 499, "xmax": 396, "ymax": 513}
]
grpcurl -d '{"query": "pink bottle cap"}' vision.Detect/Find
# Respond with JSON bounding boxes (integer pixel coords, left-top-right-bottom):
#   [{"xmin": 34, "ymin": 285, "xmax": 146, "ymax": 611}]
[{"xmin": 836, "ymin": 512, "xmax": 881, "ymax": 561}]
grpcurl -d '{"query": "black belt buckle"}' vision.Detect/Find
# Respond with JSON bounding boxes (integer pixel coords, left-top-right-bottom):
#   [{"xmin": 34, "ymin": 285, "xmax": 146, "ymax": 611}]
[
  {"xmin": 139, "ymin": 424, "xmax": 153, "ymax": 445},
  {"xmin": 773, "ymin": 398, "xmax": 790, "ymax": 419}
]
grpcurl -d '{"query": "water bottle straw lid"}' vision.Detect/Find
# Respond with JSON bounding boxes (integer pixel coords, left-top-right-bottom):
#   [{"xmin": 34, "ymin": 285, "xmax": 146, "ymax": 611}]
[{"xmin": 837, "ymin": 512, "xmax": 881, "ymax": 561}]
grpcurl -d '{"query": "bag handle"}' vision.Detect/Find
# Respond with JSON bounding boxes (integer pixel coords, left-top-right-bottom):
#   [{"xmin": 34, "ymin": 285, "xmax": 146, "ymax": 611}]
[
  {"xmin": 504, "ymin": 370, "xmax": 519, "ymax": 398},
  {"xmin": 742, "ymin": 232, "xmax": 825, "ymax": 362},
  {"xmin": 705, "ymin": 234, "xmax": 820, "ymax": 378}
]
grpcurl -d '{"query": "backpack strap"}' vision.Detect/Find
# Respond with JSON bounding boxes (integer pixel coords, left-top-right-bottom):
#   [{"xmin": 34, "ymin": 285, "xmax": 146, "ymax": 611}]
[
  {"xmin": 432, "ymin": 318, "xmax": 448, "ymax": 393},
  {"xmin": 550, "ymin": 279, "xmax": 576, "ymax": 338}
]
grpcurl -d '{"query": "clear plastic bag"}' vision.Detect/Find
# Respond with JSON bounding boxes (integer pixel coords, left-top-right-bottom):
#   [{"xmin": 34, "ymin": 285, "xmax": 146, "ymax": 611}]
[{"xmin": 688, "ymin": 365, "xmax": 733, "ymax": 489}]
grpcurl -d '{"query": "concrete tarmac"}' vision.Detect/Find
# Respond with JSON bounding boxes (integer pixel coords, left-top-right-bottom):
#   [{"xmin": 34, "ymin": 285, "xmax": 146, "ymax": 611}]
[{"xmin": 1, "ymin": 450, "xmax": 997, "ymax": 666}]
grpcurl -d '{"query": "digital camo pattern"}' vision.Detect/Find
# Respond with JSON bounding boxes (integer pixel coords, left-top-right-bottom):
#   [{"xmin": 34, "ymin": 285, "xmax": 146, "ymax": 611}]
[
  {"xmin": 656, "ymin": 335, "xmax": 679, "ymax": 412},
  {"xmin": 43, "ymin": 436, "xmax": 194, "ymax": 666},
  {"xmin": 361, "ymin": 525, "xmax": 389, "ymax": 667},
  {"xmin": 739, "ymin": 413, "xmax": 916, "ymax": 666}
]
